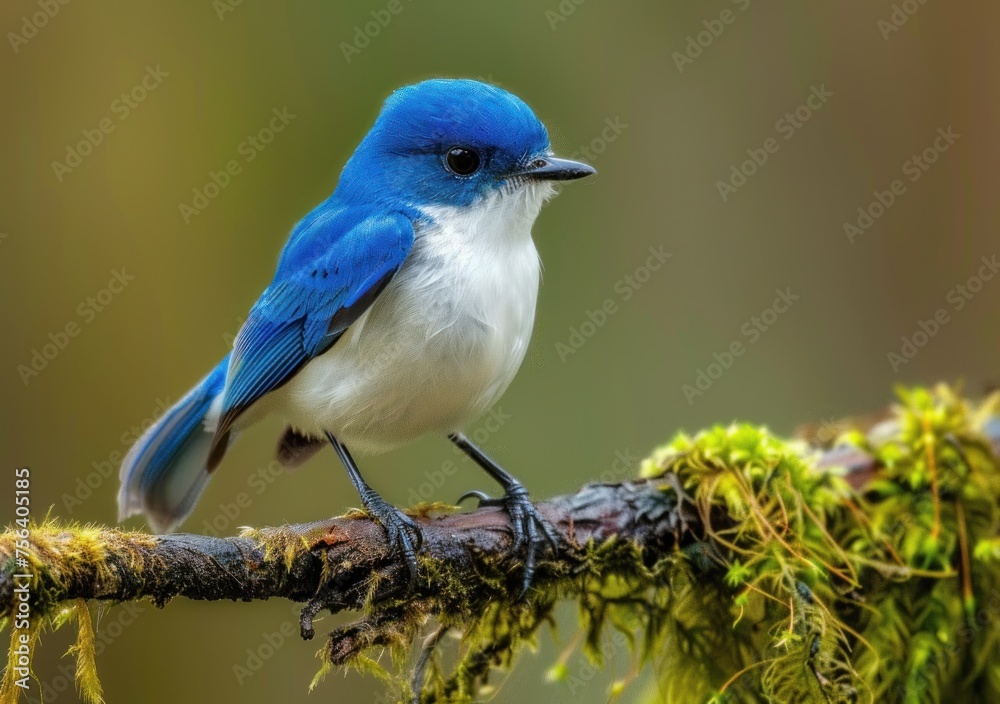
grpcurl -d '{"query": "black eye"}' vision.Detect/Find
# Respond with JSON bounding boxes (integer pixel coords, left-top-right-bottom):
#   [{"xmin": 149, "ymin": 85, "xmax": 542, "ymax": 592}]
[{"xmin": 445, "ymin": 147, "xmax": 480, "ymax": 176}]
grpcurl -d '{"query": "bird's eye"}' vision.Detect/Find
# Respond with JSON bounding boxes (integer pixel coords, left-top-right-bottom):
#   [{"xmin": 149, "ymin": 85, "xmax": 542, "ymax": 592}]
[{"xmin": 445, "ymin": 147, "xmax": 480, "ymax": 176}]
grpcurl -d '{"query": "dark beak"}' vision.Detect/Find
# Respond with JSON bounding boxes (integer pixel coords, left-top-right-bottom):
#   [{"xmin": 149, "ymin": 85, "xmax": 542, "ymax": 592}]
[{"xmin": 517, "ymin": 156, "xmax": 596, "ymax": 182}]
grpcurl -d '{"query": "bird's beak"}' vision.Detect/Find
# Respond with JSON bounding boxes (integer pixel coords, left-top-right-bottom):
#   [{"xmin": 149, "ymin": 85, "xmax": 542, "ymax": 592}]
[{"xmin": 516, "ymin": 156, "xmax": 597, "ymax": 182}]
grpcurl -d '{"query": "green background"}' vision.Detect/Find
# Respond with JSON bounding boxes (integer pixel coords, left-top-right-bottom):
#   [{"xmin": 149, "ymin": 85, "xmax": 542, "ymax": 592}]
[{"xmin": 2, "ymin": 0, "xmax": 999, "ymax": 701}]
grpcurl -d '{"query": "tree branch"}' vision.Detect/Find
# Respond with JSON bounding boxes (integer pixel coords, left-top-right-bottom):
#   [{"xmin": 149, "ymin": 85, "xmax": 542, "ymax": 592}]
[
  {"xmin": 1, "ymin": 480, "xmax": 687, "ymax": 650},
  {"xmin": 3, "ymin": 385, "xmax": 999, "ymax": 703}
]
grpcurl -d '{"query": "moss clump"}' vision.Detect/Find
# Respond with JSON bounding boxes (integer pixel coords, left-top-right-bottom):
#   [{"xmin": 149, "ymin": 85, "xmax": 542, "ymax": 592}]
[
  {"xmin": 609, "ymin": 383, "xmax": 1000, "ymax": 703},
  {"xmin": 0, "ymin": 523, "xmax": 160, "ymax": 704},
  {"xmin": 630, "ymin": 422, "xmax": 858, "ymax": 703},
  {"xmin": 482, "ymin": 383, "xmax": 998, "ymax": 704}
]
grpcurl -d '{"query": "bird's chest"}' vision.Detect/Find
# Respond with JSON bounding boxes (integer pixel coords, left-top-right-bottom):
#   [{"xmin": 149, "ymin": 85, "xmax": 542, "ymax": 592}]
[
  {"xmin": 281, "ymin": 199, "xmax": 543, "ymax": 447},
  {"xmin": 375, "ymin": 216, "xmax": 540, "ymax": 395}
]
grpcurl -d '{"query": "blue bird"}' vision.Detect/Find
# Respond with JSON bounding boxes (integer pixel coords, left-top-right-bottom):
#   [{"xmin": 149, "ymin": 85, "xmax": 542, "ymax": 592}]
[{"xmin": 118, "ymin": 79, "xmax": 595, "ymax": 590}]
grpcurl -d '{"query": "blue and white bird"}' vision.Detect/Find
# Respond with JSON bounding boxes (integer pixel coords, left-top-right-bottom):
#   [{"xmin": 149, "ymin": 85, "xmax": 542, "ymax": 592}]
[{"xmin": 118, "ymin": 79, "xmax": 595, "ymax": 589}]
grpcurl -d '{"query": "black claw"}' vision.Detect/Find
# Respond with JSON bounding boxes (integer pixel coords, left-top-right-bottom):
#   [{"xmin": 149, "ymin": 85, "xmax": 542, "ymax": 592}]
[
  {"xmin": 457, "ymin": 484, "xmax": 558, "ymax": 596},
  {"xmin": 498, "ymin": 488, "xmax": 558, "ymax": 598},
  {"xmin": 456, "ymin": 489, "xmax": 496, "ymax": 506},
  {"xmin": 365, "ymin": 494, "xmax": 423, "ymax": 588},
  {"xmin": 447, "ymin": 433, "xmax": 558, "ymax": 599},
  {"xmin": 327, "ymin": 434, "xmax": 423, "ymax": 589}
]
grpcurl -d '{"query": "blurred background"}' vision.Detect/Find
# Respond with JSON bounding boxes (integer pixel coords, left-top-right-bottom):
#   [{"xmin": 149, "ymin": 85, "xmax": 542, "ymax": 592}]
[{"xmin": 2, "ymin": 1, "xmax": 999, "ymax": 702}]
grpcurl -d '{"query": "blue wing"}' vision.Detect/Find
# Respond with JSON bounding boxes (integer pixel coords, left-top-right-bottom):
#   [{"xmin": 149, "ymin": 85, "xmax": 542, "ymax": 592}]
[{"xmin": 206, "ymin": 208, "xmax": 414, "ymax": 469}]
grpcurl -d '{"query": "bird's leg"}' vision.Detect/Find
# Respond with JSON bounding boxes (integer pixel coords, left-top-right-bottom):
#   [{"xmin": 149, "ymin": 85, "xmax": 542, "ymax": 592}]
[
  {"xmin": 450, "ymin": 432, "xmax": 558, "ymax": 596},
  {"xmin": 326, "ymin": 432, "xmax": 422, "ymax": 586}
]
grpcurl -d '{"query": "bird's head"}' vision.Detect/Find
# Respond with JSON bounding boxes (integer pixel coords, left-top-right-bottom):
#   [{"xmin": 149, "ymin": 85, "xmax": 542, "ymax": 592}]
[{"xmin": 336, "ymin": 79, "xmax": 595, "ymax": 213}]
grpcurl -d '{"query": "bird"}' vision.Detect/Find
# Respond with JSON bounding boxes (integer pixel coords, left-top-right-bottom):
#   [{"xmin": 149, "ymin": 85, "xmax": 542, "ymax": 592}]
[{"xmin": 117, "ymin": 78, "xmax": 596, "ymax": 592}]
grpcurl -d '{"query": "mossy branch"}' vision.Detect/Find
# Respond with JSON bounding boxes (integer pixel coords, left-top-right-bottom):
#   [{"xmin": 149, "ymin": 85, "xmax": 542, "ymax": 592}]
[
  {"xmin": 3, "ymin": 382, "xmax": 1000, "ymax": 704},
  {"xmin": 0, "ymin": 480, "xmax": 685, "ymax": 633},
  {"xmin": 0, "ymin": 480, "xmax": 688, "ymax": 702}
]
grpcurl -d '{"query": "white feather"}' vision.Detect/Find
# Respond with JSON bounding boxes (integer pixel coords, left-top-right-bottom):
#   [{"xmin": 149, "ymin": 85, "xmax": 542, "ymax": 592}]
[{"xmin": 242, "ymin": 182, "xmax": 555, "ymax": 454}]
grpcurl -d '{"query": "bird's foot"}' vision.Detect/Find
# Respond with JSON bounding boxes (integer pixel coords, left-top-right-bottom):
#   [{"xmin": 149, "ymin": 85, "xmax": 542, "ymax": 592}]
[
  {"xmin": 361, "ymin": 490, "xmax": 423, "ymax": 588},
  {"xmin": 458, "ymin": 485, "xmax": 559, "ymax": 597}
]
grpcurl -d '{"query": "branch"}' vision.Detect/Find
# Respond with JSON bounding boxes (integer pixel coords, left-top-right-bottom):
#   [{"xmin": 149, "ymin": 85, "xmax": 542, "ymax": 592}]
[
  {"xmin": 1, "ymin": 480, "xmax": 684, "ymax": 632},
  {"xmin": 3, "ymin": 382, "xmax": 1000, "ymax": 703}
]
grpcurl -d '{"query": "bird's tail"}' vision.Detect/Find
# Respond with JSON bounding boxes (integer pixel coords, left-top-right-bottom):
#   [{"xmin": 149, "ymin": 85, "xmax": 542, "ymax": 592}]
[{"xmin": 117, "ymin": 355, "xmax": 230, "ymax": 533}]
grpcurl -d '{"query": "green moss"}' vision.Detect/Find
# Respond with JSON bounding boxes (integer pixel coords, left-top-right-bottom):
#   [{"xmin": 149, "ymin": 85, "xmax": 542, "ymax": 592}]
[
  {"xmin": 4, "ymin": 384, "xmax": 1000, "ymax": 703},
  {"xmin": 67, "ymin": 599, "xmax": 104, "ymax": 704},
  {"xmin": 0, "ymin": 599, "xmax": 104, "ymax": 704},
  {"xmin": 620, "ymin": 383, "xmax": 1000, "ymax": 703},
  {"xmin": 396, "ymin": 383, "xmax": 999, "ymax": 703},
  {"xmin": 0, "ymin": 520, "xmax": 129, "ymax": 704}
]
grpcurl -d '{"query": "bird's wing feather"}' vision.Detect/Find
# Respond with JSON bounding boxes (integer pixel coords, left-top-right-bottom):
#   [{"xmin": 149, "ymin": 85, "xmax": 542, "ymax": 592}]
[{"xmin": 206, "ymin": 209, "xmax": 414, "ymax": 469}]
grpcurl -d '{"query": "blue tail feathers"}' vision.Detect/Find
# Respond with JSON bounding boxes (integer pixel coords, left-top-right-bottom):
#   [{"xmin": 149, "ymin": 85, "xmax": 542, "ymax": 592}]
[{"xmin": 117, "ymin": 355, "xmax": 230, "ymax": 533}]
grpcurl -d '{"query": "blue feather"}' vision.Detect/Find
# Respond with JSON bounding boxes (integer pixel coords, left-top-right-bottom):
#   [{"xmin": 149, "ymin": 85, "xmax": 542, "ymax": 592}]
[
  {"xmin": 206, "ymin": 209, "xmax": 415, "ymax": 468},
  {"xmin": 117, "ymin": 354, "xmax": 230, "ymax": 532}
]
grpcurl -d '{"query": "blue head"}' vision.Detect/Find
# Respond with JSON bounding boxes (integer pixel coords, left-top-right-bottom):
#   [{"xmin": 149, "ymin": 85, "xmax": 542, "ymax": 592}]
[{"xmin": 334, "ymin": 79, "xmax": 595, "ymax": 208}]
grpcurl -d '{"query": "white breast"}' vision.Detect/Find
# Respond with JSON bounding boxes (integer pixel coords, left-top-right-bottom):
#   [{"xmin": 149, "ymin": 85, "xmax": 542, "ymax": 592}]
[{"xmin": 270, "ymin": 184, "xmax": 552, "ymax": 453}]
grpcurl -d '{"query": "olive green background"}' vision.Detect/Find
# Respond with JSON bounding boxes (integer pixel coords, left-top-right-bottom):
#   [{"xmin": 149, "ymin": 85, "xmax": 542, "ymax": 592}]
[{"xmin": 2, "ymin": 1, "xmax": 999, "ymax": 702}]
